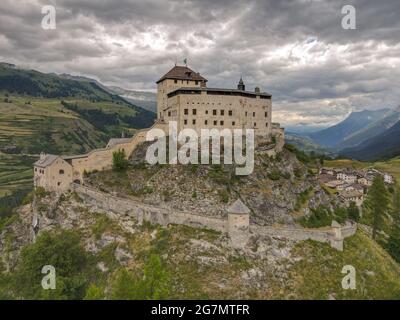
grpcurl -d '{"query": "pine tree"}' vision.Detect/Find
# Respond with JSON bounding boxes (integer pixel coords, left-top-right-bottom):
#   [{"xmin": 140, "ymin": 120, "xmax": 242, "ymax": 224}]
[
  {"xmin": 387, "ymin": 188, "xmax": 400, "ymax": 262},
  {"xmin": 365, "ymin": 175, "xmax": 390, "ymax": 240},
  {"xmin": 112, "ymin": 149, "xmax": 129, "ymax": 171}
]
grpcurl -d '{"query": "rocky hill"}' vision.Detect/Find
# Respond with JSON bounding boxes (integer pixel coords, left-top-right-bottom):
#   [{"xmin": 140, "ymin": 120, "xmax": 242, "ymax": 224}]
[
  {"xmin": 1, "ymin": 145, "xmax": 400, "ymax": 299},
  {"xmin": 86, "ymin": 144, "xmax": 332, "ymax": 226}
]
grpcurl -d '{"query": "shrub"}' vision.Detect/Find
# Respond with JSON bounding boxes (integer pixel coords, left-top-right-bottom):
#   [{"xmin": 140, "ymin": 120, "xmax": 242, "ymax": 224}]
[
  {"xmin": 13, "ymin": 230, "xmax": 89, "ymax": 299},
  {"xmin": 267, "ymin": 170, "xmax": 281, "ymax": 181},
  {"xmin": 112, "ymin": 149, "xmax": 129, "ymax": 171},
  {"xmin": 218, "ymin": 189, "xmax": 229, "ymax": 203},
  {"xmin": 347, "ymin": 202, "xmax": 360, "ymax": 222}
]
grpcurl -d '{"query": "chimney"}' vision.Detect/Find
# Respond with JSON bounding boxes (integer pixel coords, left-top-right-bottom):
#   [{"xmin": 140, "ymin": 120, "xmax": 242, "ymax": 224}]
[{"xmin": 40, "ymin": 152, "xmax": 46, "ymax": 160}]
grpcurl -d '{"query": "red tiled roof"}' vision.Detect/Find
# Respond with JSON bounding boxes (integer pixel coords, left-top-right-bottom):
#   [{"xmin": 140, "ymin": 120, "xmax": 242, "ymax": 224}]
[{"xmin": 157, "ymin": 65, "xmax": 207, "ymax": 83}]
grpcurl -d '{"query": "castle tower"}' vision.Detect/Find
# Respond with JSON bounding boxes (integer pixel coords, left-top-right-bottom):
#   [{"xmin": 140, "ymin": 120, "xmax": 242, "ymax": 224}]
[
  {"xmin": 237, "ymin": 77, "xmax": 245, "ymax": 91},
  {"xmin": 156, "ymin": 65, "xmax": 207, "ymax": 120},
  {"xmin": 227, "ymin": 199, "xmax": 250, "ymax": 248}
]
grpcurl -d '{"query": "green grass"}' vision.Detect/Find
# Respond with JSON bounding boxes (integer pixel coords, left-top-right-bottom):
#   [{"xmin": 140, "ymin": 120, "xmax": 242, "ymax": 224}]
[
  {"xmin": 285, "ymin": 231, "xmax": 400, "ymax": 299},
  {"xmin": 0, "ymin": 152, "xmax": 35, "ymax": 197}
]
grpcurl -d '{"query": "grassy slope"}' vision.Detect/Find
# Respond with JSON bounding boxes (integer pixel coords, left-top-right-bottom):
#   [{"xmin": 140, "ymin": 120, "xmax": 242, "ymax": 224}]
[{"xmin": 286, "ymin": 231, "xmax": 400, "ymax": 299}]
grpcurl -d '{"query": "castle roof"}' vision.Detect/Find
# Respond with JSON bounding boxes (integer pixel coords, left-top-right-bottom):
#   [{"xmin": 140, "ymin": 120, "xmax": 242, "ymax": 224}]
[
  {"xmin": 167, "ymin": 87, "xmax": 272, "ymax": 98},
  {"xmin": 157, "ymin": 65, "xmax": 207, "ymax": 83},
  {"xmin": 228, "ymin": 199, "xmax": 250, "ymax": 214},
  {"xmin": 34, "ymin": 154, "xmax": 60, "ymax": 168},
  {"xmin": 106, "ymin": 138, "xmax": 131, "ymax": 148}
]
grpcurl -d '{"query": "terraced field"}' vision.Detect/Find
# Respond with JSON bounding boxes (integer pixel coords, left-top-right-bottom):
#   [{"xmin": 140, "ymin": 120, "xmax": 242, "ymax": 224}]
[
  {"xmin": 0, "ymin": 92, "xmax": 155, "ymax": 200},
  {"xmin": 0, "ymin": 153, "xmax": 35, "ymax": 198}
]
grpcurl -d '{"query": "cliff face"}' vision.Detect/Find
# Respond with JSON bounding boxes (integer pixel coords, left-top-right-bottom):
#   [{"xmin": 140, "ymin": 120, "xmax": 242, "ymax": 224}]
[{"xmin": 86, "ymin": 146, "xmax": 334, "ymax": 226}]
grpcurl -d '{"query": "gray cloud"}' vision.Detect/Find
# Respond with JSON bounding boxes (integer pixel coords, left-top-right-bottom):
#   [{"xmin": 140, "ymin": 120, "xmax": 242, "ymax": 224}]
[{"xmin": 0, "ymin": 0, "xmax": 399, "ymax": 128}]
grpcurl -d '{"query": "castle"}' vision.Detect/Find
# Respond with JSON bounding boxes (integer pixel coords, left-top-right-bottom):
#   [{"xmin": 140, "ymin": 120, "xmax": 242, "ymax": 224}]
[
  {"xmin": 156, "ymin": 65, "xmax": 272, "ymax": 137},
  {"xmin": 34, "ymin": 65, "xmax": 284, "ymax": 192}
]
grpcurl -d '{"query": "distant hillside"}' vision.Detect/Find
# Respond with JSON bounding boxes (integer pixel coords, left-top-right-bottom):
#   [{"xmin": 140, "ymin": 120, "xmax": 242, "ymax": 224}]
[
  {"xmin": 106, "ymin": 86, "xmax": 157, "ymax": 113},
  {"xmin": 285, "ymin": 133, "xmax": 330, "ymax": 155},
  {"xmin": 57, "ymin": 74, "xmax": 157, "ymax": 113},
  {"xmin": 340, "ymin": 120, "xmax": 400, "ymax": 161},
  {"xmin": 309, "ymin": 109, "xmax": 390, "ymax": 148},
  {"xmin": 338, "ymin": 107, "xmax": 400, "ymax": 149},
  {"xmin": 0, "ymin": 62, "xmax": 156, "ymax": 199}
]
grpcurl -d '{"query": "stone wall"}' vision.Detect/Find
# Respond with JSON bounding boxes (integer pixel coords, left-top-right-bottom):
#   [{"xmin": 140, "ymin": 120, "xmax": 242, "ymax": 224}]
[{"xmin": 72, "ymin": 184, "xmax": 357, "ymax": 251}]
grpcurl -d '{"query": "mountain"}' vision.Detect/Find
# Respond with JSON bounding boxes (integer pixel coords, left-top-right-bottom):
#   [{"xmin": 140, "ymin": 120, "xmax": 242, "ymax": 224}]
[
  {"xmin": 340, "ymin": 120, "xmax": 400, "ymax": 161},
  {"xmin": 106, "ymin": 86, "xmax": 157, "ymax": 113},
  {"xmin": 337, "ymin": 107, "xmax": 400, "ymax": 149},
  {"xmin": 57, "ymin": 74, "xmax": 157, "ymax": 113},
  {"xmin": 285, "ymin": 132, "xmax": 331, "ymax": 155},
  {"xmin": 309, "ymin": 109, "xmax": 390, "ymax": 148}
]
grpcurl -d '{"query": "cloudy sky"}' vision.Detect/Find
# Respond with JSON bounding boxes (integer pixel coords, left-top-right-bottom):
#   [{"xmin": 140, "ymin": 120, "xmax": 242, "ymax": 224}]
[{"xmin": 0, "ymin": 0, "xmax": 399, "ymax": 129}]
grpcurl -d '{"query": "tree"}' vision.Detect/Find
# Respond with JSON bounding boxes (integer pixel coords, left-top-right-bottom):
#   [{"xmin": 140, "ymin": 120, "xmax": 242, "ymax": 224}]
[
  {"xmin": 136, "ymin": 254, "xmax": 171, "ymax": 299},
  {"xmin": 110, "ymin": 268, "xmax": 137, "ymax": 300},
  {"xmin": 13, "ymin": 230, "xmax": 89, "ymax": 299},
  {"xmin": 347, "ymin": 201, "xmax": 360, "ymax": 222},
  {"xmin": 365, "ymin": 175, "xmax": 390, "ymax": 240},
  {"xmin": 84, "ymin": 284, "xmax": 105, "ymax": 300},
  {"xmin": 112, "ymin": 149, "xmax": 129, "ymax": 171},
  {"xmin": 387, "ymin": 188, "xmax": 400, "ymax": 262}
]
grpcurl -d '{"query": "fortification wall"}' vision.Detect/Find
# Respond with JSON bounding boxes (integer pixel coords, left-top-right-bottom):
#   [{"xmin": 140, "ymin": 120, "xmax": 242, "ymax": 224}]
[
  {"xmin": 72, "ymin": 184, "xmax": 357, "ymax": 251},
  {"xmin": 70, "ymin": 122, "xmax": 168, "ymax": 181},
  {"xmin": 73, "ymin": 184, "xmax": 227, "ymax": 233}
]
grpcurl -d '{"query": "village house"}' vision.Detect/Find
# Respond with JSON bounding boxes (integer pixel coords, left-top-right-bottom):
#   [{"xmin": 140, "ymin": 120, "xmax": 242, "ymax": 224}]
[
  {"xmin": 336, "ymin": 171, "xmax": 357, "ymax": 184},
  {"xmin": 339, "ymin": 190, "xmax": 364, "ymax": 207}
]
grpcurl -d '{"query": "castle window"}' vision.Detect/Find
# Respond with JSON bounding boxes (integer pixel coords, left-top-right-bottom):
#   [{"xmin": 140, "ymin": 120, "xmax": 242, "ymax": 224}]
[
  {"xmin": 59, "ymin": 169, "xmax": 64, "ymax": 175},
  {"xmin": 35, "ymin": 168, "xmax": 37, "ymax": 172},
  {"xmin": 184, "ymin": 109, "xmax": 188, "ymax": 115},
  {"xmin": 57, "ymin": 182, "xmax": 61, "ymax": 186},
  {"xmin": 184, "ymin": 119, "xmax": 188, "ymax": 125},
  {"xmin": 228, "ymin": 110, "xmax": 232, "ymax": 116},
  {"xmin": 205, "ymin": 120, "xmax": 208, "ymax": 125},
  {"xmin": 254, "ymin": 122, "xmax": 257, "ymax": 127},
  {"xmin": 220, "ymin": 121, "xmax": 224, "ymax": 125},
  {"xmin": 174, "ymin": 80, "xmax": 177, "ymax": 84},
  {"xmin": 266, "ymin": 123, "xmax": 268, "ymax": 127},
  {"xmin": 265, "ymin": 112, "xmax": 268, "ymax": 117},
  {"xmin": 232, "ymin": 121, "xmax": 235, "ymax": 126},
  {"xmin": 205, "ymin": 110, "xmax": 209, "ymax": 114},
  {"xmin": 195, "ymin": 81, "xmax": 199, "ymax": 85},
  {"xmin": 192, "ymin": 119, "xmax": 196, "ymax": 125},
  {"xmin": 220, "ymin": 110, "xmax": 224, "ymax": 116},
  {"xmin": 193, "ymin": 109, "xmax": 197, "ymax": 115},
  {"xmin": 245, "ymin": 112, "xmax": 248, "ymax": 116},
  {"xmin": 253, "ymin": 112, "xmax": 255, "ymax": 117},
  {"xmin": 213, "ymin": 110, "xmax": 217, "ymax": 115},
  {"xmin": 168, "ymin": 111, "xmax": 171, "ymax": 117},
  {"xmin": 213, "ymin": 120, "xmax": 217, "ymax": 125}
]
